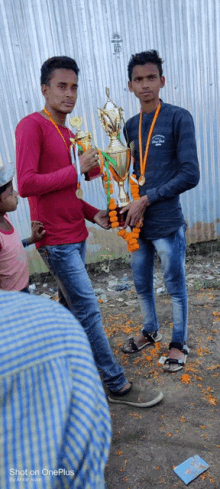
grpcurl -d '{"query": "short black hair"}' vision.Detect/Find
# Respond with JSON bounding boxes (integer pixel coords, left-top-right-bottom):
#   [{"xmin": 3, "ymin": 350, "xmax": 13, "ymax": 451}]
[
  {"xmin": 128, "ymin": 50, "xmax": 163, "ymax": 81},
  {"xmin": 0, "ymin": 180, "xmax": 11, "ymax": 196},
  {"xmin": 40, "ymin": 56, "xmax": 80, "ymax": 86}
]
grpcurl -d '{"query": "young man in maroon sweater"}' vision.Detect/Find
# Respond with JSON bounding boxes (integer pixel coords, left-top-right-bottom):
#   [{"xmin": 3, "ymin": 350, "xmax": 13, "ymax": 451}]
[{"xmin": 16, "ymin": 56, "xmax": 163, "ymax": 408}]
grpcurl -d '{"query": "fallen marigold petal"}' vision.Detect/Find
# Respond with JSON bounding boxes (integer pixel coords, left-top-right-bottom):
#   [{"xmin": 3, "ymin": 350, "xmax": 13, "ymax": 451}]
[
  {"xmin": 181, "ymin": 374, "xmax": 191, "ymax": 384},
  {"xmin": 117, "ymin": 450, "xmax": 123, "ymax": 456}
]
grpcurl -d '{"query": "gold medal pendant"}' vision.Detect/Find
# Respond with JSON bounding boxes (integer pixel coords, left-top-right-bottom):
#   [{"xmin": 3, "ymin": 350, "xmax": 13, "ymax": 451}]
[
  {"xmin": 76, "ymin": 187, "xmax": 84, "ymax": 199},
  {"xmin": 138, "ymin": 175, "xmax": 145, "ymax": 186}
]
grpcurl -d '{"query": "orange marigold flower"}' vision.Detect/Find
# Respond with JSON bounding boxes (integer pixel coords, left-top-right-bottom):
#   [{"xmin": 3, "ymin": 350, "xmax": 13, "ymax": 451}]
[
  {"xmin": 111, "ymin": 222, "xmax": 119, "ymax": 228},
  {"xmin": 133, "ymin": 227, "xmax": 141, "ymax": 233},
  {"xmin": 118, "ymin": 230, "xmax": 127, "ymax": 237},
  {"xmin": 128, "ymin": 238, "xmax": 137, "ymax": 245}
]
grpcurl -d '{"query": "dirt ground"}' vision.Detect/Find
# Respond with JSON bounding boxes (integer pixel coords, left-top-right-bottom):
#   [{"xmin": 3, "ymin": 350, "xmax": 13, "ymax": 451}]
[
  {"xmin": 93, "ymin": 251, "xmax": 220, "ymax": 489},
  {"xmin": 30, "ymin": 249, "xmax": 220, "ymax": 489}
]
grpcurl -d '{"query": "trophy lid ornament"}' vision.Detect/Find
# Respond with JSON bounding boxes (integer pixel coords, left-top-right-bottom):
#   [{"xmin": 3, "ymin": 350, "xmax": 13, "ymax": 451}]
[{"xmin": 98, "ymin": 88, "xmax": 124, "ymax": 139}]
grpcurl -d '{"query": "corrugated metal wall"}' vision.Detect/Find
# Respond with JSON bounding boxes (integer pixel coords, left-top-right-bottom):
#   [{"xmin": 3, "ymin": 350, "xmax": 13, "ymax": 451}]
[{"xmin": 0, "ymin": 0, "xmax": 219, "ymax": 272}]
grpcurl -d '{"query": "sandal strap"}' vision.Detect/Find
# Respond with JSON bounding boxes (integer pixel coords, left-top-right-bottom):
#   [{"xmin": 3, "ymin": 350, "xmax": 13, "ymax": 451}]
[
  {"xmin": 164, "ymin": 358, "xmax": 185, "ymax": 366},
  {"xmin": 169, "ymin": 342, "xmax": 189, "ymax": 355},
  {"xmin": 142, "ymin": 331, "xmax": 157, "ymax": 343},
  {"xmin": 128, "ymin": 338, "xmax": 139, "ymax": 351}
]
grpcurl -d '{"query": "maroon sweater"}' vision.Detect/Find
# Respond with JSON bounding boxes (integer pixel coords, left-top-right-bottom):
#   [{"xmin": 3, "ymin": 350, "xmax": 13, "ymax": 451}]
[{"xmin": 16, "ymin": 113, "xmax": 99, "ymax": 248}]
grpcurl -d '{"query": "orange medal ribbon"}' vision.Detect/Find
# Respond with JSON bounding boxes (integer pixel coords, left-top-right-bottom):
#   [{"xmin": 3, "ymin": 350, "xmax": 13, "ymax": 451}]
[
  {"xmin": 43, "ymin": 107, "xmax": 84, "ymax": 197},
  {"xmin": 43, "ymin": 107, "xmax": 71, "ymax": 153},
  {"xmin": 138, "ymin": 100, "xmax": 162, "ymax": 186}
]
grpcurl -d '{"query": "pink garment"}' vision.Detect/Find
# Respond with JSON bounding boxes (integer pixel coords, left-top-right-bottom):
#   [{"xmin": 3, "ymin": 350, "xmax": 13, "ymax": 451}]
[{"xmin": 0, "ymin": 216, "xmax": 29, "ymax": 291}]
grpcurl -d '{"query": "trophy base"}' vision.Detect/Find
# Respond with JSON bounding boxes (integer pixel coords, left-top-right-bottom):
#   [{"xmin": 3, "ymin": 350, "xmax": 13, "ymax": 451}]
[
  {"xmin": 84, "ymin": 166, "xmax": 103, "ymax": 181},
  {"xmin": 116, "ymin": 206, "xmax": 128, "ymax": 227}
]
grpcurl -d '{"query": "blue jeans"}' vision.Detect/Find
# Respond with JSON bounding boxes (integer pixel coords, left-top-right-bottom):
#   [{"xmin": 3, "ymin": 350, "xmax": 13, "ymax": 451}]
[
  {"xmin": 42, "ymin": 241, "xmax": 127, "ymax": 391},
  {"xmin": 132, "ymin": 225, "xmax": 188, "ymax": 346}
]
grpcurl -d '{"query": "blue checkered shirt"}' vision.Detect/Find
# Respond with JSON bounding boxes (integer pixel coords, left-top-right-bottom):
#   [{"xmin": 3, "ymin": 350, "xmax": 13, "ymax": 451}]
[{"xmin": 0, "ymin": 291, "xmax": 111, "ymax": 488}]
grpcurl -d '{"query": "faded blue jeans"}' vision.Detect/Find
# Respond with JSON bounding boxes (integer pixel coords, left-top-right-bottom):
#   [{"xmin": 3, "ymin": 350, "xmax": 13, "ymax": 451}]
[
  {"xmin": 39, "ymin": 241, "xmax": 127, "ymax": 392},
  {"xmin": 132, "ymin": 225, "xmax": 188, "ymax": 346}
]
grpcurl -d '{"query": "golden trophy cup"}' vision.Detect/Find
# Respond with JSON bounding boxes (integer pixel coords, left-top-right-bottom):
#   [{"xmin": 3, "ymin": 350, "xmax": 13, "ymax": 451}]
[
  {"xmin": 69, "ymin": 116, "xmax": 102, "ymax": 181},
  {"xmin": 98, "ymin": 88, "xmax": 131, "ymax": 216}
]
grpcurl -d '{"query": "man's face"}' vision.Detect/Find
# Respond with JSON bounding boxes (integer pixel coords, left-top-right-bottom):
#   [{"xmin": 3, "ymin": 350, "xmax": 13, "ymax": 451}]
[
  {"xmin": 0, "ymin": 181, "xmax": 18, "ymax": 213},
  {"xmin": 128, "ymin": 63, "xmax": 165, "ymax": 104},
  {"xmin": 42, "ymin": 69, "xmax": 78, "ymax": 114}
]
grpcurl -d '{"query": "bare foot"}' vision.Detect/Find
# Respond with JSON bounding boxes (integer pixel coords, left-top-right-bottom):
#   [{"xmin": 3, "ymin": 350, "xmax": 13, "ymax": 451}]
[
  {"xmin": 131, "ymin": 333, "xmax": 147, "ymax": 348},
  {"xmin": 122, "ymin": 331, "xmax": 162, "ymax": 353},
  {"xmin": 168, "ymin": 348, "xmax": 186, "ymax": 362},
  {"xmin": 119, "ymin": 382, "xmax": 131, "ymax": 393}
]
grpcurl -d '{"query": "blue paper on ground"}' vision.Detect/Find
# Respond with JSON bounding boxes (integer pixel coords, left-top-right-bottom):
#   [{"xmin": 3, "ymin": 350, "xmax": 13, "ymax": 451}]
[{"xmin": 174, "ymin": 455, "xmax": 209, "ymax": 484}]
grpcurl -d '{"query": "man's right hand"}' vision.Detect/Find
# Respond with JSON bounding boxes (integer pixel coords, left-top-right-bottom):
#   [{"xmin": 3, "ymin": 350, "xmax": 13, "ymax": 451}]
[{"xmin": 79, "ymin": 149, "xmax": 99, "ymax": 174}]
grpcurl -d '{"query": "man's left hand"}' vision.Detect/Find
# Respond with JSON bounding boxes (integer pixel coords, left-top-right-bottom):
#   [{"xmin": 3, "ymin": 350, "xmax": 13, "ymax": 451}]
[
  {"xmin": 120, "ymin": 195, "xmax": 150, "ymax": 228},
  {"xmin": 93, "ymin": 210, "xmax": 110, "ymax": 229}
]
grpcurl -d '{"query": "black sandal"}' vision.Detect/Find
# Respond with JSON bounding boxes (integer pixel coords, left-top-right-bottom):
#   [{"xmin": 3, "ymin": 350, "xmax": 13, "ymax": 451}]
[
  {"xmin": 163, "ymin": 342, "xmax": 189, "ymax": 372},
  {"xmin": 121, "ymin": 331, "xmax": 162, "ymax": 354}
]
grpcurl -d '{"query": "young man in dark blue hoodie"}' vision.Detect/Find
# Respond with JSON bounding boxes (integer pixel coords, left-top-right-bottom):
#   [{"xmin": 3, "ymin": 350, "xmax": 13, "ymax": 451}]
[{"xmin": 121, "ymin": 50, "xmax": 200, "ymax": 371}]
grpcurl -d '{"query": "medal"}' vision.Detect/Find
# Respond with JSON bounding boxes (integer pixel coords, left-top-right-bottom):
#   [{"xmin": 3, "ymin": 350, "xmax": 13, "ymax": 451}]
[
  {"xmin": 76, "ymin": 187, "xmax": 84, "ymax": 199},
  {"xmin": 139, "ymin": 101, "xmax": 161, "ymax": 186},
  {"xmin": 138, "ymin": 175, "xmax": 145, "ymax": 186}
]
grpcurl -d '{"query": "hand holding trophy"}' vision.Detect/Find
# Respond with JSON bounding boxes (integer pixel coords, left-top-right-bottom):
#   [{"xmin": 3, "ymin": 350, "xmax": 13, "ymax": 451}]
[
  {"xmin": 97, "ymin": 88, "xmax": 142, "ymax": 252},
  {"xmin": 69, "ymin": 116, "xmax": 103, "ymax": 199}
]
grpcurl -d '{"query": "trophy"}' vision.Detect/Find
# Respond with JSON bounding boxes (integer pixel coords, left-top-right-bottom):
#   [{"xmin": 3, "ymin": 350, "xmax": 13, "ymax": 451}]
[
  {"xmin": 98, "ymin": 88, "xmax": 131, "ymax": 225},
  {"xmin": 69, "ymin": 116, "xmax": 102, "ymax": 181}
]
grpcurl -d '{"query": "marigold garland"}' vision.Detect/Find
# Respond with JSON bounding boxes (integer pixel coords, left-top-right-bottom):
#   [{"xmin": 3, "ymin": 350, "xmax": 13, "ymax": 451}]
[
  {"xmin": 73, "ymin": 140, "xmax": 143, "ymax": 254},
  {"xmin": 102, "ymin": 171, "xmax": 143, "ymax": 252}
]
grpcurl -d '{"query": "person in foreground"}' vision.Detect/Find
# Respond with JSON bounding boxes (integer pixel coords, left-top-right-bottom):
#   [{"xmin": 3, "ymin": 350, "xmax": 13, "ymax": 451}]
[
  {"xmin": 16, "ymin": 56, "xmax": 163, "ymax": 407},
  {"xmin": 0, "ymin": 289, "xmax": 111, "ymax": 488},
  {"xmin": 121, "ymin": 50, "xmax": 200, "ymax": 372},
  {"xmin": 0, "ymin": 163, "xmax": 45, "ymax": 292}
]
